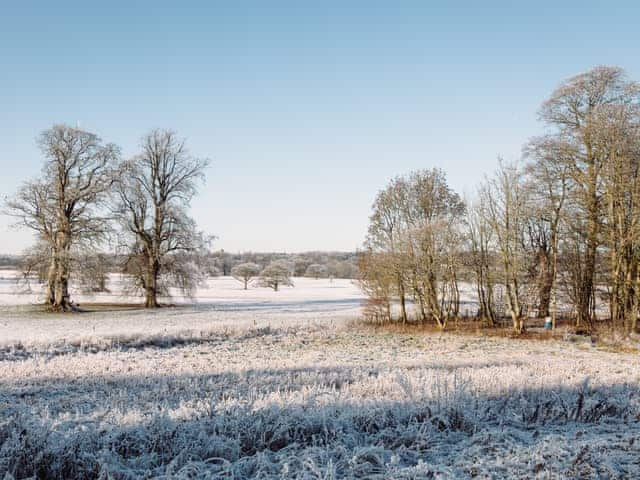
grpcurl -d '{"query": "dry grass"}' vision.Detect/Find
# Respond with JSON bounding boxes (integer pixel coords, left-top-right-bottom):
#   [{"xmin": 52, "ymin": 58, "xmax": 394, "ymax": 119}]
[
  {"xmin": 359, "ymin": 317, "xmax": 566, "ymax": 340},
  {"xmin": 359, "ymin": 317, "xmax": 640, "ymax": 356}
]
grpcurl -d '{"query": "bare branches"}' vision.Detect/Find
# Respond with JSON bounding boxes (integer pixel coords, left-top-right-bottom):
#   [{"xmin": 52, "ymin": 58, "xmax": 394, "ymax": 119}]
[
  {"xmin": 231, "ymin": 263, "xmax": 261, "ymax": 289},
  {"xmin": 362, "ymin": 168, "xmax": 465, "ymax": 329},
  {"xmin": 113, "ymin": 129, "xmax": 210, "ymax": 308},
  {"xmin": 477, "ymin": 160, "xmax": 529, "ymax": 333},
  {"xmin": 4, "ymin": 124, "xmax": 120, "ymax": 311}
]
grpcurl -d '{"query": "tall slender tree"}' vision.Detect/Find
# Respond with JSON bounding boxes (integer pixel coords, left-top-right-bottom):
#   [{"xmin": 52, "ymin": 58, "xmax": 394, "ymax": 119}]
[
  {"xmin": 479, "ymin": 160, "xmax": 529, "ymax": 333},
  {"xmin": 524, "ymin": 137, "xmax": 571, "ymax": 327}
]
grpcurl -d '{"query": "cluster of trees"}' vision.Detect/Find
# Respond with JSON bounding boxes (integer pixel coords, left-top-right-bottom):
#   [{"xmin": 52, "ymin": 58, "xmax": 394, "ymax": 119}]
[
  {"xmin": 4, "ymin": 125, "xmax": 210, "ymax": 311},
  {"xmin": 210, "ymin": 250, "xmax": 357, "ymax": 279},
  {"xmin": 230, "ymin": 260, "xmax": 294, "ymax": 291},
  {"xmin": 360, "ymin": 66, "xmax": 640, "ymax": 336}
]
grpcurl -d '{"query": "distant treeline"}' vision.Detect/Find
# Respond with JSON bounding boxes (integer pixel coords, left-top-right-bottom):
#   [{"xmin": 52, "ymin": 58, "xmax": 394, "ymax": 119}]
[
  {"xmin": 0, "ymin": 255, "xmax": 19, "ymax": 269},
  {"xmin": 9, "ymin": 251, "xmax": 358, "ymax": 279},
  {"xmin": 206, "ymin": 251, "xmax": 358, "ymax": 279}
]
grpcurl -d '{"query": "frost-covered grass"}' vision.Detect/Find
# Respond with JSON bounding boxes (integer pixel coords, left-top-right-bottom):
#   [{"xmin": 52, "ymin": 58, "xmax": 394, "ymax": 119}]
[
  {"xmin": 1, "ymin": 281, "xmax": 640, "ymax": 478},
  {"xmin": 2, "ymin": 324, "xmax": 640, "ymax": 478}
]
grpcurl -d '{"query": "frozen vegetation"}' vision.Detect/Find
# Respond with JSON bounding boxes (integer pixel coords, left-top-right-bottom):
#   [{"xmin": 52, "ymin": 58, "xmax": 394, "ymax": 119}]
[{"xmin": 1, "ymin": 277, "xmax": 639, "ymax": 478}]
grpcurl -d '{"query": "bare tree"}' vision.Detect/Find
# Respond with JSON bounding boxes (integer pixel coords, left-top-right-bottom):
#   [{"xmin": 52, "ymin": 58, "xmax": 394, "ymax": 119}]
[
  {"xmin": 479, "ymin": 160, "xmax": 529, "ymax": 333},
  {"xmin": 402, "ymin": 169, "xmax": 465, "ymax": 329},
  {"xmin": 17, "ymin": 241, "xmax": 51, "ymax": 290},
  {"xmin": 77, "ymin": 252, "xmax": 111, "ymax": 293},
  {"xmin": 361, "ymin": 169, "xmax": 464, "ymax": 328},
  {"xmin": 258, "ymin": 260, "xmax": 294, "ymax": 291},
  {"xmin": 231, "ymin": 262, "xmax": 261, "ymax": 289},
  {"xmin": 5, "ymin": 125, "xmax": 119, "ymax": 311},
  {"xmin": 598, "ymin": 101, "xmax": 640, "ymax": 335},
  {"xmin": 466, "ymin": 200, "xmax": 498, "ymax": 326},
  {"xmin": 114, "ymin": 129, "xmax": 210, "ymax": 308},
  {"xmin": 538, "ymin": 66, "xmax": 640, "ymax": 327},
  {"xmin": 366, "ymin": 177, "xmax": 411, "ymax": 323},
  {"xmin": 523, "ymin": 137, "xmax": 571, "ymax": 327}
]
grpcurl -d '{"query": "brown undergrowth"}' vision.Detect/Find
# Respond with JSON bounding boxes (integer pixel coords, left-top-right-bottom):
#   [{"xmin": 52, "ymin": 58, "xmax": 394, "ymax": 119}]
[{"xmin": 356, "ymin": 316, "xmax": 639, "ymax": 351}]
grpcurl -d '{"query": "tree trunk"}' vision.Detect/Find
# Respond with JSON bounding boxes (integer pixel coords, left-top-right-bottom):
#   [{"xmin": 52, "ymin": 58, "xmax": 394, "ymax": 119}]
[
  {"xmin": 550, "ymin": 229, "xmax": 559, "ymax": 331},
  {"xmin": 144, "ymin": 258, "xmax": 160, "ymax": 308},
  {"xmin": 416, "ymin": 287, "xmax": 427, "ymax": 323},
  {"xmin": 51, "ymin": 230, "xmax": 72, "ymax": 311},
  {"xmin": 577, "ymin": 242, "xmax": 596, "ymax": 328},
  {"xmin": 506, "ymin": 281, "xmax": 524, "ymax": 334},
  {"xmin": 451, "ymin": 273, "xmax": 460, "ymax": 318},
  {"xmin": 536, "ymin": 249, "xmax": 553, "ymax": 318},
  {"xmin": 46, "ymin": 254, "xmax": 56, "ymax": 307},
  {"xmin": 577, "ymin": 167, "xmax": 599, "ymax": 329},
  {"xmin": 398, "ymin": 279, "xmax": 407, "ymax": 324},
  {"xmin": 477, "ymin": 270, "xmax": 496, "ymax": 327},
  {"xmin": 53, "ymin": 263, "xmax": 71, "ymax": 311}
]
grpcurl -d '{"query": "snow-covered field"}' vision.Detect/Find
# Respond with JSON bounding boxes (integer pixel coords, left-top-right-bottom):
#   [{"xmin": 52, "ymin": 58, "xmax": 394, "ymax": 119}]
[
  {"xmin": 0, "ymin": 271, "xmax": 365, "ymax": 308},
  {"xmin": 0, "ymin": 275, "xmax": 364, "ymax": 347},
  {"xmin": 1, "ymin": 275, "xmax": 639, "ymax": 478}
]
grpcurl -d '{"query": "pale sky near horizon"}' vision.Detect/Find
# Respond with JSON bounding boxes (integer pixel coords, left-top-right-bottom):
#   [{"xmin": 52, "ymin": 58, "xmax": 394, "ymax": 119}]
[{"xmin": 1, "ymin": 1, "xmax": 639, "ymax": 254}]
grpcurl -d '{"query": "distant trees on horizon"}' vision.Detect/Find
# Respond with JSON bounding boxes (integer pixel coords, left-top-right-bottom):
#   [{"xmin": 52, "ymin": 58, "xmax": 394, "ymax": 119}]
[
  {"xmin": 209, "ymin": 250, "xmax": 358, "ymax": 280},
  {"xmin": 256, "ymin": 260, "xmax": 294, "ymax": 291},
  {"xmin": 231, "ymin": 262, "xmax": 261, "ymax": 290}
]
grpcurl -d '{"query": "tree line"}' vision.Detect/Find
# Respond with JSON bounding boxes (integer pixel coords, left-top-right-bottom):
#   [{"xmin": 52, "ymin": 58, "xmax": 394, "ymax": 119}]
[
  {"xmin": 209, "ymin": 250, "xmax": 358, "ymax": 279},
  {"xmin": 359, "ymin": 66, "xmax": 640, "ymax": 336}
]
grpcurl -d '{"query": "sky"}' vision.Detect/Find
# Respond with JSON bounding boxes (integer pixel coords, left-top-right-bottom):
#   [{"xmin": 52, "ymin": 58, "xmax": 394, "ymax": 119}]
[{"xmin": 1, "ymin": 1, "xmax": 639, "ymax": 254}]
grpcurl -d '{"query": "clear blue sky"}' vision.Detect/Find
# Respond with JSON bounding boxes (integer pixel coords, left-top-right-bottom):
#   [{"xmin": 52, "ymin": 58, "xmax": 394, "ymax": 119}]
[{"xmin": 1, "ymin": 1, "xmax": 639, "ymax": 254}]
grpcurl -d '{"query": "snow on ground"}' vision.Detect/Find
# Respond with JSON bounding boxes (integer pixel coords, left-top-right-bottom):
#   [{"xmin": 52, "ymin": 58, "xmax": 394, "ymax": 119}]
[
  {"xmin": 0, "ymin": 271, "xmax": 365, "ymax": 308},
  {"xmin": 1, "ymin": 275, "xmax": 639, "ymax": 478},
  {"xmin": 0, "ymin": 275, "xmax": 364, "ymax": 347}
]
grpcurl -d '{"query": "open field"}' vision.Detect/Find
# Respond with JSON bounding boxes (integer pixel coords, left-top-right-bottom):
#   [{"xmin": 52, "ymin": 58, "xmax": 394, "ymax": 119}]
[
  {"xmin": 1, "ymin": 278, "xmax": 640, "ymax": 479},
  {"xmin": 0, "ymin": 275, "xmax": 364, "ymax": 350}
]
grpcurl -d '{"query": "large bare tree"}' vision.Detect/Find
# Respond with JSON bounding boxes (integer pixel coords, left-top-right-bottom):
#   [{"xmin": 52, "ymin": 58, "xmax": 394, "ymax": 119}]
[
  {"xmin": 365, "ymin": 177, "xmax": 411, "ymax": 323},
  {"xmin": 114, "ymin": 129, "xmax": 210, "ymax": 308},
  {"xmin": 538, "ymin": 66, "xmax": 640, "ymax": 327},
  {"xmin": 598, "ymin": 100, "xmax": 640, "ymax": 335},
  {"xmin": 403, "ymin": 169, "xmax": 465, "ymax": 329},
  {"xmin": 5, "ymin": 125, "xmax": 119, "ymax": 311}
]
